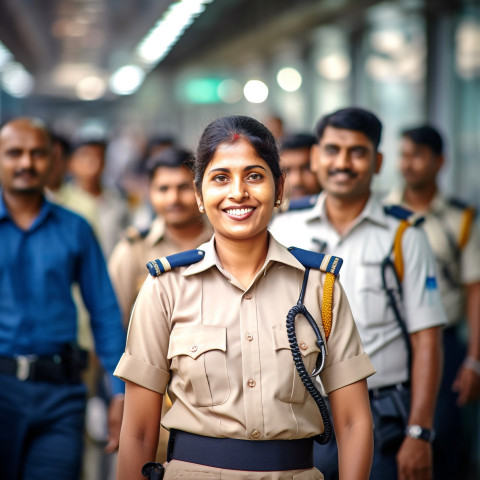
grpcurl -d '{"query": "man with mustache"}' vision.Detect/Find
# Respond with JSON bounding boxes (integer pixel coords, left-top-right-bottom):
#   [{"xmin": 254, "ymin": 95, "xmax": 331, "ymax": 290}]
[
  {"xmin": 270, "ymin": 107, "xmax": 447, "ymax": 480},
  {"xmin": 0, "ymin": 117, "xmax": 126, "ymax": 479}
]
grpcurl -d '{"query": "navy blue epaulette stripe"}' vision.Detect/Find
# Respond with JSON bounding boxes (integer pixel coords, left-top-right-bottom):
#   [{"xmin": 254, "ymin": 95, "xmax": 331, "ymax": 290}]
[
  {"xmin": 449, "ymin": 197, "xmax": 475, "ymax": 212},
  {"xmin": 287, "ymin": 194, "xmax": 318, "ymax": 212},
  {"xmin": 383, "ymin": 205, "xmax": 424, "ymax": 226},
  {"xmin": 146, "ymin": 249, "xmax": 205, "ymax": 277},
  {"xmin": 288, "ymin": 246, "xmax": 343, "ymax": 275}
]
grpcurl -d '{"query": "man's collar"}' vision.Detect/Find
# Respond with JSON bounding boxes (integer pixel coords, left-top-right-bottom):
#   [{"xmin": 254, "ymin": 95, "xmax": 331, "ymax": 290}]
[
  {"xmin": 0, "ymin": 192, "xmax": 53, "ymax": 226},
  {"xmin": 305, "ymin": 191, "xmax": 389, "ymax": 228},
  {"xmin": 390, "ymin": 188, "xmax": 447, "ymax": 215},
  {"xmin": 146, "ymin": 216, "xmax": 166, "ymax": 246},
  {"xmin": 182, "ymin": 233, "xmax": 305, "ymax": 277}
]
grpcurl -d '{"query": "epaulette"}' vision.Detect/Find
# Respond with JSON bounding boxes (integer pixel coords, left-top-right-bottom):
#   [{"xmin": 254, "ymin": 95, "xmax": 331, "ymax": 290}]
[
  {"xmin": 146, "ymin": 249, "xmax": 205, "ymax": 277},
  {"xmin": 124, "ymin": 225, "xmax": 150, "ymax": 243},
  {"xmin": 383, "ymin": 205, "xmax": 424, "ymax": 226},
  {"xmin": 288, "ymin": 247, "xmax": 343, "ymax": 275},
  {"xmin": 287, "ymin": 194, "xmax": 319, "ymax": 212},
  {"xmin": 448, "ymin": 197, "xmax": 476, "ymax": 213}
]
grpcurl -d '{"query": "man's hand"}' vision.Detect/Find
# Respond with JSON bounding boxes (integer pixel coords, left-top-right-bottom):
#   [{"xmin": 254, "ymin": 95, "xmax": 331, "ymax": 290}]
[
  {"xmin": 453, "ymin": 363, "xmax": 480, "ymax": 406},
  {"xmin": 105, "ymin": 394, "xmax": 125, "ymax": 453},
  {"xmin": 396, "ymin": 436, "xmax": 432, "ymax": 480}
]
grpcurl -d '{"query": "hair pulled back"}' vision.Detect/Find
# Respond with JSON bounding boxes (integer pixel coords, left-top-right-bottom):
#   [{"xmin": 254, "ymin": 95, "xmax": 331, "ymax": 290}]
[{"xmin": 194, "ymin": 115, "xmax": 282, "ymax": 194}]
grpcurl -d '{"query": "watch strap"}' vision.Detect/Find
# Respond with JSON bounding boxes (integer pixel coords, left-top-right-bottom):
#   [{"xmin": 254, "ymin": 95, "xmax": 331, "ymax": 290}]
[{"xmin": 405, "ymin": 424, "xmax": 435, "ymax": 442}]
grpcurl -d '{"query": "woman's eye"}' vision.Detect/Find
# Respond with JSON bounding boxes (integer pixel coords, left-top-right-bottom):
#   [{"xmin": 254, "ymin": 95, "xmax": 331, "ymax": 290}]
[
  {"xmin": 247, "ymin": 172, "xmax": 263, "ymax": 181},
  {"xmin": 213, "ymin": 174, "xmax": 228, "ymax": 183}
]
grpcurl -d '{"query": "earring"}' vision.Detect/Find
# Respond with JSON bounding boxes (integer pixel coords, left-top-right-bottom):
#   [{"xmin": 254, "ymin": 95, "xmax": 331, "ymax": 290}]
[
  {"xmin": 275, "ymin": 199, "xmax": 281, "ymax": 206},
  {"xmin": 199, "ymin": 205, "xmax": 205, "ymax": 213}
]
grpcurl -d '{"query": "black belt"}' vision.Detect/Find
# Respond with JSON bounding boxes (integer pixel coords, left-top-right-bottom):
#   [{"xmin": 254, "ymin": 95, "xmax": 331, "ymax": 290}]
[
  {"xmin": 0, "ymin": 347, "xmax": 87, "ymax": 383},
  {"xmin": 369, "ymin": 381, "xmax": 410, "ymax": 398},
  {"xmin": 170, "ymin": 430, "xmax": 314, "ymax": 471}
]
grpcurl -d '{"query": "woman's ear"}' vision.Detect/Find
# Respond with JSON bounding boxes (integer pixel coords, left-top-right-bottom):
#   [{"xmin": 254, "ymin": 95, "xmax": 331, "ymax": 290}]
[
  {"xmin": 194, "ymin": 187, "xmax": 203, "ymax": 211},
  {"xmin": 275, "ymin": 173, "xmax": 286, "ymax": 205}
]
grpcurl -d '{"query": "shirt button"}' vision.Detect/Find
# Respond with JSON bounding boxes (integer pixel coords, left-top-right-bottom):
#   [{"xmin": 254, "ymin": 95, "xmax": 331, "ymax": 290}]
[
  {"xmin": 248, "ymin": 379, "xmax": 256, "ymax": 388},
  {"xmin": 300, "ymin": 342, "xmax": 308, "ymax": 350},
  {"xmin": 244, "ymin": 293, "xmax": 252, "ymax": 300},
  {"xmin": 190, "ymin": 344, "xmax": 198, "ymax": 353},
  {"xmin": 246, "ymin": 333, "xmax": 254, "ymax": 342},
  {"xmin": 251, "ymin": 429, "xmax": 260, "ymax": 439}
]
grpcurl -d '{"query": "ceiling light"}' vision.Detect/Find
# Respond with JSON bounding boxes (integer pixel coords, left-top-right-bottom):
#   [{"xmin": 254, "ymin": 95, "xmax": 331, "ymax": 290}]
[
  {"xmin": 76, "ymin": 76, "xmax": 107, "ymax": 101},
  {"xmin": 277, "ymin": 67, "xmax": 302, "ymax": 92},
  {"xmin": 316, "ymin": 54, "xmax": 351, "ymax": 81},
  {"xmin": 243, "ymin": 80, "xmax": 268, "ymax": 104},
  {"xmin": 109, "ymin": 65, "xmax": 145, "ymax": 95},
  {"xmin": 1, "ymin": 62, "xmax": 34, "ymax": 98},
  {"xmin": 136, "ymin": 0, "xmax": 213, "ymax": 66}
]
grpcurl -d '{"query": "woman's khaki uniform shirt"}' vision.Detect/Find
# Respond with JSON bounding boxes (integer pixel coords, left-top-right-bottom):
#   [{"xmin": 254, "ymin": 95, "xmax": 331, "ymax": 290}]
[{"xmin": 115, "ymin": 234, "xmax": 374, "ymax": 478}]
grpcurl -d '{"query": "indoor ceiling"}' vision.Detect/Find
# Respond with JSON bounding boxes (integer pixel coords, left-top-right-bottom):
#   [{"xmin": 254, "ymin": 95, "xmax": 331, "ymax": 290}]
[{"xmin": 1, "ymin": 0, "xmax": 455, "ymax": 102}]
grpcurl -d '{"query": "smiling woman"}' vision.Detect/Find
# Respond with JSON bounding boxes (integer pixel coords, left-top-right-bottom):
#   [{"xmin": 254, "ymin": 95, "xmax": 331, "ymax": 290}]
[{"xmin": 114, "ymin": 115, "xmax": 376, "ymax": 480}]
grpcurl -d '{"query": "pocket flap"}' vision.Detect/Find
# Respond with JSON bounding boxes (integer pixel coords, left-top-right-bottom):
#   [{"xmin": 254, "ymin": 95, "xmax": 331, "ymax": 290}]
[
  {"xmin": 167, "ymin": 325, "xmax": 226, "ymax": 360},
  {"xmin": 272, "ymin": 321, "xmax": 320, "ymax": 357}
]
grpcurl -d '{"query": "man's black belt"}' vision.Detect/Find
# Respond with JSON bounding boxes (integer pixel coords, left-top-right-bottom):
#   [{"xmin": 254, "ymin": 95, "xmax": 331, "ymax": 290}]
[
  {"xmin": 170, "ymin": 430, "xmax": 314, "ymax": 471},
  {"xmin": 0, "ymin": 345, "xmax": 88, "ymax": 383},
  {"xmin": 369, "ymin": 381, "xmax": 410, "ymax": 398}
]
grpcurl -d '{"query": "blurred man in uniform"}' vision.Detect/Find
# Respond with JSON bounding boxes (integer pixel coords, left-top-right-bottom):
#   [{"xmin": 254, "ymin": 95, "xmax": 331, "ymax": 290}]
[
  {"xmin": 69, "ymin": 140, "xmax": 130, "ymax": 258},
  {"xmin": 271, "ymin": 107, "xmax": 447, "ymax": 480},
  {"xmin": 279, "ymin": 133, "xmax": 321, "ymax": 203},
  {"xmin": 109, "ymin": 146, "xmax": 212, "ymax": 328},
  {"xmin": 0, "ymin": 117, "xmax": 126, "ymax": 480},
  {"xmin": 108, "ymin": 146, "xmax": 211, "ymax": 463},
  {"xmin": 387, "ymin": 125, "xmax": 480, "ymax": 479}
]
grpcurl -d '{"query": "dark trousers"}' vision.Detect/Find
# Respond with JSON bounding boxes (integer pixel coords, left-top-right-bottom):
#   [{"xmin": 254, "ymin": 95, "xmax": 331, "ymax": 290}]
[
  {"xmin": 314, "ymin": 386, "xmax": 410, "ymax": 480},
  {"xmin": 0, "ymin": 373, "xmax": 86, "ymax": 480},
  {"xmin": 433, "ymin": 325, "xmax": 478, "ymax": 480}
]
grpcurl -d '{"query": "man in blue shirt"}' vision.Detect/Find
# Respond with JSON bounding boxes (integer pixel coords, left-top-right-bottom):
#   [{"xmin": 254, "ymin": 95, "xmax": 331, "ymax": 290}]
[{"xmin": 0, "ymin": 117, "xmax": 126, "ymax": 479}]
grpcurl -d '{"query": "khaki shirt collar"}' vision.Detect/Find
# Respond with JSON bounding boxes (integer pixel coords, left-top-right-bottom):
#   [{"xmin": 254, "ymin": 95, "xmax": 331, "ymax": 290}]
[
  {"xmin": 390, "ymin": 188, "xmax": 448, "ymax": 216},
  {"xmin": 183, "ymin": 233, "xmax": 305, "ymax": 277},
  {"xmin": 305, "ymin": 191, "xmax": 389, "ymax": 230},
  {"xmin": 145, "ymin": 216, "xmax": 166, "ymax": 247}
]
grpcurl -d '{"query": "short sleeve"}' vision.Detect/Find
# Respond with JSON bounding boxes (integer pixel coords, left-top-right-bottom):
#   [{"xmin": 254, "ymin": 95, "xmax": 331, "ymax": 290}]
[
  {"xmin": 401, "ymin": 226, "xmax": 448, "ymax": 332},
  {"xmin": 461, "ymin": 221, "xmax": 480, "ymax": 284},
  {"xmin": 319, "ymin": 278, "xmax": 375, "ymax": 394},
  {"xmin": 114, "ymin": 275, "xmax": 172, "ymax": 394}
]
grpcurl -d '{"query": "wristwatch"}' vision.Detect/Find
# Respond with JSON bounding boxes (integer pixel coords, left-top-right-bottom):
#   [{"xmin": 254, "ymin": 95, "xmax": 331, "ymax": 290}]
[{"xmin": 405, "ymin": 425, "xmax": 435, "ymax": 443}]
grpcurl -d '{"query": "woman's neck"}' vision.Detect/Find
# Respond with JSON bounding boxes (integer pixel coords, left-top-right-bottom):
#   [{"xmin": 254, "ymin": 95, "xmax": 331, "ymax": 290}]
[{"xmin": 214, "ymin": 231, "xmax": 269, "ymax": 289}]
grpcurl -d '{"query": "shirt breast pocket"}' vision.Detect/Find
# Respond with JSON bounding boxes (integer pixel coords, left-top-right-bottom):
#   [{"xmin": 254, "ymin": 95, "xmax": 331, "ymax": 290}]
[
  {"xmin": 168, "ymin": 325, "xmax": 230, "ymax": 407},
  {"xmin": 272, "ymin": 322, "xmax": 321, "ymax": 404}
]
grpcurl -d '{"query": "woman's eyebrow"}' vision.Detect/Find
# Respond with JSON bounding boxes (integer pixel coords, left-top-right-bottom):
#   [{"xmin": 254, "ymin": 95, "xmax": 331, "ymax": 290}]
[
  {"xmin": 208, "ymin": 165, "xmax": 267, "ymax": 174},
  {"xmin": 244, "ymin": 165, "xmax": 267, "ymax": 172}
]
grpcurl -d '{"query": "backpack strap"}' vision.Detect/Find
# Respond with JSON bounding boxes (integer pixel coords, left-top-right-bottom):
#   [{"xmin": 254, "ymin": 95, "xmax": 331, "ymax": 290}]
[
  {"xmin": 288, "ymin": 247, "xmax": 343, "ymax": 341},
  {"xmin": 384, "ymin": 205, "xmax": 424, "ymax": 282},
  {"xmin": 449, "ymin": 198, "xmax": 477, "ymax": 251},
  {"xmin": 146, "ymin": 249, "xmax": 205, "ymax": 277}
]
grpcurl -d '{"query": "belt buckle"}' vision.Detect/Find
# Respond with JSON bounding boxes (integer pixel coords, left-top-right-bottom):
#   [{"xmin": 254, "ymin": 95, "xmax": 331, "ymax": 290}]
[{"xmin": 15, "ymin": 355, "xmax": 35, "ymax": 381}]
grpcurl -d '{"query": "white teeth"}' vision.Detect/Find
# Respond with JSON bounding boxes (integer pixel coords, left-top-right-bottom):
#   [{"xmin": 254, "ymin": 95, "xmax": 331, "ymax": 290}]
[{"xmin": 226, "ymin": 207, "xmax": 253, "ymax": 216}]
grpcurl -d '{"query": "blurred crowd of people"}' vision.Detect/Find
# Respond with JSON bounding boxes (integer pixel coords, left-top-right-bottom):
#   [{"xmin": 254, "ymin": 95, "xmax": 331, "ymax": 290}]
[{"xmin": 0, "ymin": 107, "xmax": 478, "ymax": 480}]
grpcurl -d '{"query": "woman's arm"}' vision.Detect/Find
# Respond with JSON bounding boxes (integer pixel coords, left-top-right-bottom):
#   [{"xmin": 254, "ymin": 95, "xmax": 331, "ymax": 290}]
[
  {"xmin": 329, "ymin": 379, "xmax": 373, "ymax": 480},
  {"xmin": 117, "ymin": 380, "xmax": 163, "ymax": 480}
]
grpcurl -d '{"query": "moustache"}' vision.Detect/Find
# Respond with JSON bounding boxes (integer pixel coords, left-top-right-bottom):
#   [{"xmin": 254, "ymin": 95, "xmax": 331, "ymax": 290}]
[
  {"xmin": 14, "ymin": 169, "xmax": 39, "ymax": 178},
  {"xmin": 328, "ymin": 168, "xmax": 357, "ymax": 178}
]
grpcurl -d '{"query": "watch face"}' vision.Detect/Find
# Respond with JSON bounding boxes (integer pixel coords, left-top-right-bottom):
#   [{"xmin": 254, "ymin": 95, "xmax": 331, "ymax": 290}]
[{"xmin": 410, "ymin": 425, "xmax": 422, "ymax": 438}]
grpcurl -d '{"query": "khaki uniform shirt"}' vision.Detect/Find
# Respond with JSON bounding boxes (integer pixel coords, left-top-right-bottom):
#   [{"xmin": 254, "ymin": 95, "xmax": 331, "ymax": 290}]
[
  {"xmin": 115, "ymin": 235, "xmax": 374, "ymax": 440},
  {"xmin": 108, "ymin": 217, "xmax": 212, "ymax": 327},
  {"xmin": 386, "ymin": 190, "xmax": 480, "ymax": 326},
  {"xmin": 270, "ymin": 193, "xmax": 447, "ymax": 389}
]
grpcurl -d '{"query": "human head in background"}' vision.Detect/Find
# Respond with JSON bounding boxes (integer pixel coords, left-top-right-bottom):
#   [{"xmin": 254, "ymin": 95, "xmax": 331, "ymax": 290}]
[
  {"xmin": 145, "ymin": 146, "xmax": 202, "ymax": 229},
  {"xmin": 46, "ymin": 133, "xmax": 72, "ymax": 192},
  {"xmin": 399, "ymin": 125, "xmax": 444, "ymax": 194},
  {"xmin": 69, "ymin": 140, "xmax": 107, "ymax": 196},
  {"xmin": 280, "ymin": 133, "xmax": 321, "ymax": 199},
  {"xmin": 0, "ymin": 117, "xmax": 53, "ymax": 198},
  {"xmin": 194, "ymin": 115, "xmax": 284, "ymax": 245},
  {"xmin": 312, "ymin": 107, "xmax": 383, "ymax": 204}
]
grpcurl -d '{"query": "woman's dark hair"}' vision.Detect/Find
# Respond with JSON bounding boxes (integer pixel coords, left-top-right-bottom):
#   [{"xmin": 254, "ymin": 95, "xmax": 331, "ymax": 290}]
[
  {"xmin": 194, "ymin": 115, "xmax": 282, "ymax": 194},
  {"xmin": 146, "ymin": 146, "xmax": 194, "ymax": 179},
  {"xmin": 315, "ymin": 107, "xmax": 383, "ymax": 150}
]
